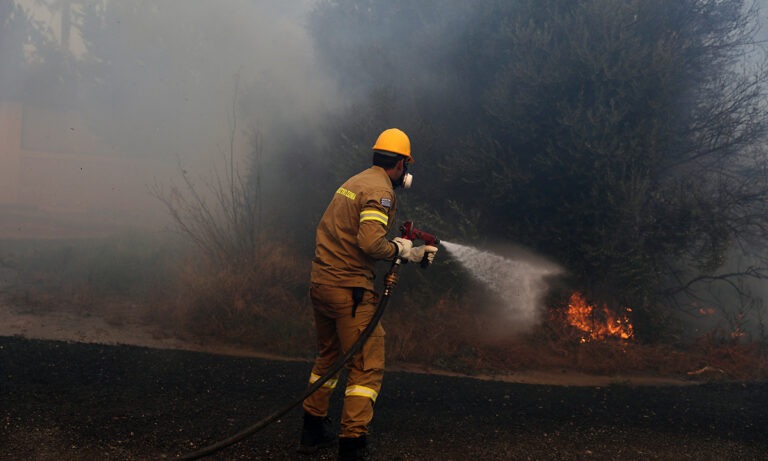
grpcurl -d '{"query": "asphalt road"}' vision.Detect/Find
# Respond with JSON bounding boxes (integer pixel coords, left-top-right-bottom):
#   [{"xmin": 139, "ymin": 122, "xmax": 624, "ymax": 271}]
[{"xmin": 1, "ymin": 336, "xmax": 766, "ymax": 460}]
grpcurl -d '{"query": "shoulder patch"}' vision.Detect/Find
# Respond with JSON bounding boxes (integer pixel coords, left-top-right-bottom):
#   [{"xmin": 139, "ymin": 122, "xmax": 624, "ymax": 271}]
[{"xmin": 380, "ymin": 197, "xmax": 392, "ymax": 208}]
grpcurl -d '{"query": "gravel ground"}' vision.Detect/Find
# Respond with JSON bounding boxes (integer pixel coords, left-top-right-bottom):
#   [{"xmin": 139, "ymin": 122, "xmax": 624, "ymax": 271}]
[{"xmin": 1, "ymin": 336, "xmax": 766, "ymax": 461}]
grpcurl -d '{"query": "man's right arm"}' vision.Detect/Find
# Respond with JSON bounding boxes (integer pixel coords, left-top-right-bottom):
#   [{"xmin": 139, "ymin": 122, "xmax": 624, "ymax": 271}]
[{"xmin": 357, "ymin": 200, "xmax": 398, "ymax": 260}]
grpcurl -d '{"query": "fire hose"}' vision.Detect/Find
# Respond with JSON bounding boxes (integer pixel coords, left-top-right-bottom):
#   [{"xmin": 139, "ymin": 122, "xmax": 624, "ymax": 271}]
[{"xmin": 174, "ymin": 222, "xmax": 438, "ymax": 460}]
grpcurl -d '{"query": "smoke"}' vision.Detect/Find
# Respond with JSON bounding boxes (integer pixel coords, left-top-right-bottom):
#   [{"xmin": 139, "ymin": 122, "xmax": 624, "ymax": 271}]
[
  {"xmin": 4, "ymin": 0, "xmax": 337, "ymax": 227},
  {"xmin": 673, "ymin": 248, "xmax": 768, "ymax": 342},
  {"xmin": 4, "ymin": 0, "xmax": 768, "ymax": 343},
  {"xmin": 441, "ymin": 241, "xmax": 563, "ymax": 334}
]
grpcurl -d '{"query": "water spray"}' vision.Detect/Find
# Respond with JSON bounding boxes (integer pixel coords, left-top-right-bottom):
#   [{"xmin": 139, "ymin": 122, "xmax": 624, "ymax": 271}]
[{"xmin": 441, "ymin": 240, "xmax": 562, "ymax": 329}]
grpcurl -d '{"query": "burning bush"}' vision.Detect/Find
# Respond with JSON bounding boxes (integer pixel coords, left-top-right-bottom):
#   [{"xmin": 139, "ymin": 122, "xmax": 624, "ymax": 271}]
[{"xmin": 565, "ymin": 292, "xmax": 634, "ymax": 343}]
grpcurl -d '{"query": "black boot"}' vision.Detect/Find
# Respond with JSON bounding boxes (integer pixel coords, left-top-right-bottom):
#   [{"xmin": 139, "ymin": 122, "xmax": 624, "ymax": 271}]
[
  {"xmin": 297, "ymin": 411, "xmax": 336, "ymax": 454},
  {"xmin": 338, "ymin": 435, "xmax": 367, "ymax": 461}
]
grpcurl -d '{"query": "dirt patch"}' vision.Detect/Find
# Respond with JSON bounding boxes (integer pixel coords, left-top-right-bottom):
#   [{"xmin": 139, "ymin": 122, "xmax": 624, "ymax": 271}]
[{"xmin": 0, "ymin": 301, "xmax": 301, "ymax": 362}]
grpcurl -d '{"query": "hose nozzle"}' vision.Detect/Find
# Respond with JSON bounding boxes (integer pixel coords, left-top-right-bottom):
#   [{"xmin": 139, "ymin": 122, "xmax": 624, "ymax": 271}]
[
  {"xmin": 399, "ymin": 221, "xmax": 439, "ymax": 268},
  {"xmin": 399, "ymin": 221, "xmax": 439, "ymax": 246}
]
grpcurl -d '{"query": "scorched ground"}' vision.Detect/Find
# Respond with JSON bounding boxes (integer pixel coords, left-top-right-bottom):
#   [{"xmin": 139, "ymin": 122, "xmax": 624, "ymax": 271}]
[{"xmin": 1, "ymin": 336, "xmax": 766, "ymax": 460}]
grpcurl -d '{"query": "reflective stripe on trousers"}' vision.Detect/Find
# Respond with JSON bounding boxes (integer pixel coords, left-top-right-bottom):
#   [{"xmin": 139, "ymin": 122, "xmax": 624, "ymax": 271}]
[
  {"xmin": 309, "ymin": 372, "xmax": 338, "ymax": 389},
  {"xmin": 345, "ymin": 384, "xmax": 378, "ymax": 403}
]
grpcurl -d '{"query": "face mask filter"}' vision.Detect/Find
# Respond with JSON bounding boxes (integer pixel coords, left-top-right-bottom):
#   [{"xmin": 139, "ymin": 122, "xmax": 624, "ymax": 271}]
[
  {"xmin": 399, "ymin": 160, "xmax": 412, "ymax": 189},
  {"xmin": 401, "ymin": 172, "xmax": 413, "ymax": 189}
]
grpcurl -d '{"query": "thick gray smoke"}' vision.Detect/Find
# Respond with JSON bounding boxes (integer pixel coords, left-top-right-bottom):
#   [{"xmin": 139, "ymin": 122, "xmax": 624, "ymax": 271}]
[{"xmin": 3, "ymin": 0, "xmax": 335, "ymax": 228}]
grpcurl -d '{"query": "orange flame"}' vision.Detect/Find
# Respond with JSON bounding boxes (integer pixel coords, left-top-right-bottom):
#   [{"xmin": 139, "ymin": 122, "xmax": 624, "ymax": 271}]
[{"xmin": 566, "ymin": 292, "xmax": 634, "ymax": 343}]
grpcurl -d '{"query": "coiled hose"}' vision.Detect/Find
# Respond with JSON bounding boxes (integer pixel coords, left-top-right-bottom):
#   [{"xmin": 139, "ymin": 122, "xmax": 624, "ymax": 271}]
[{"xmin": 174, "ymin": 259, "xmax": 402, "ymax": 460}]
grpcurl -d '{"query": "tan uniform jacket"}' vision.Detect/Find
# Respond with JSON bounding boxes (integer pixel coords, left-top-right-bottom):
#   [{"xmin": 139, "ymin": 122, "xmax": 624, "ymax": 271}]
[{"xmin": 311, "ymin": 166, "xmax": 398, "ymax": 291}]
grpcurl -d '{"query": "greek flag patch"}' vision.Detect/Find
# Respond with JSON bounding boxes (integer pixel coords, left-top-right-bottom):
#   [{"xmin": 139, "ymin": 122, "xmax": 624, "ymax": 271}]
[{"xmin": 381, "ymin": 197, "xmax": 392, "ymax": 208}]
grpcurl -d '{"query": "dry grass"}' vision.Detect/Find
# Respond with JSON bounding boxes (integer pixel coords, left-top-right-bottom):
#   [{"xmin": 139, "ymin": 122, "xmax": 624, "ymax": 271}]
[
  {"xmin": 3, "ymin": 235, "xmax": 766, "ymax": 382},
  {"xmin": 158, "ymin": 242, "xmax": 315, "ymax": 357},
  {"xmin": 380, "ymin": 292, "xmax": 768, "ymax": 382}
]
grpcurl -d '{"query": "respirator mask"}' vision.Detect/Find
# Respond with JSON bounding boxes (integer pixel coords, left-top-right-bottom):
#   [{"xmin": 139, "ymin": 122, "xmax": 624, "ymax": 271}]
[
  {"xmin": 402, "ymin": 173, "xmax": 413, "ymax": 189},
  {"xmin": 395, "ymin": 158, "xmax": 413, "ymax": 189},
  {"xmin": 399, "ymin": 161, "xmax": 413, "ymax": 189},
  {"xmin": 400, "ymin": 172, "xmax": 413, "ymax": 189}
]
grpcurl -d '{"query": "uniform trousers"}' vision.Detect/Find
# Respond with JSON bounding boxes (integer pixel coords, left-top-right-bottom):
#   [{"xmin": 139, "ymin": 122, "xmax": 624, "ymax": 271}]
[{"xmin": 302, "ymin": 283, "xmax": 385, "ymax": 438}]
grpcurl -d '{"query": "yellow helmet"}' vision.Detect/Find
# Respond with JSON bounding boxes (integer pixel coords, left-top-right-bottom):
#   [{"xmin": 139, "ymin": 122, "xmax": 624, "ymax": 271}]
[{"xmin": 372, "ymin": 128, "xmax": 413, "ymax": 163}]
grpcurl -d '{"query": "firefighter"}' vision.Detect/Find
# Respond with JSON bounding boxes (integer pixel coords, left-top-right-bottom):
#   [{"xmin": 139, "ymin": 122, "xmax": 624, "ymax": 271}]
[{"xmin": 298, "ymin": 128, "xmax": 438, "ymax": 460}]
